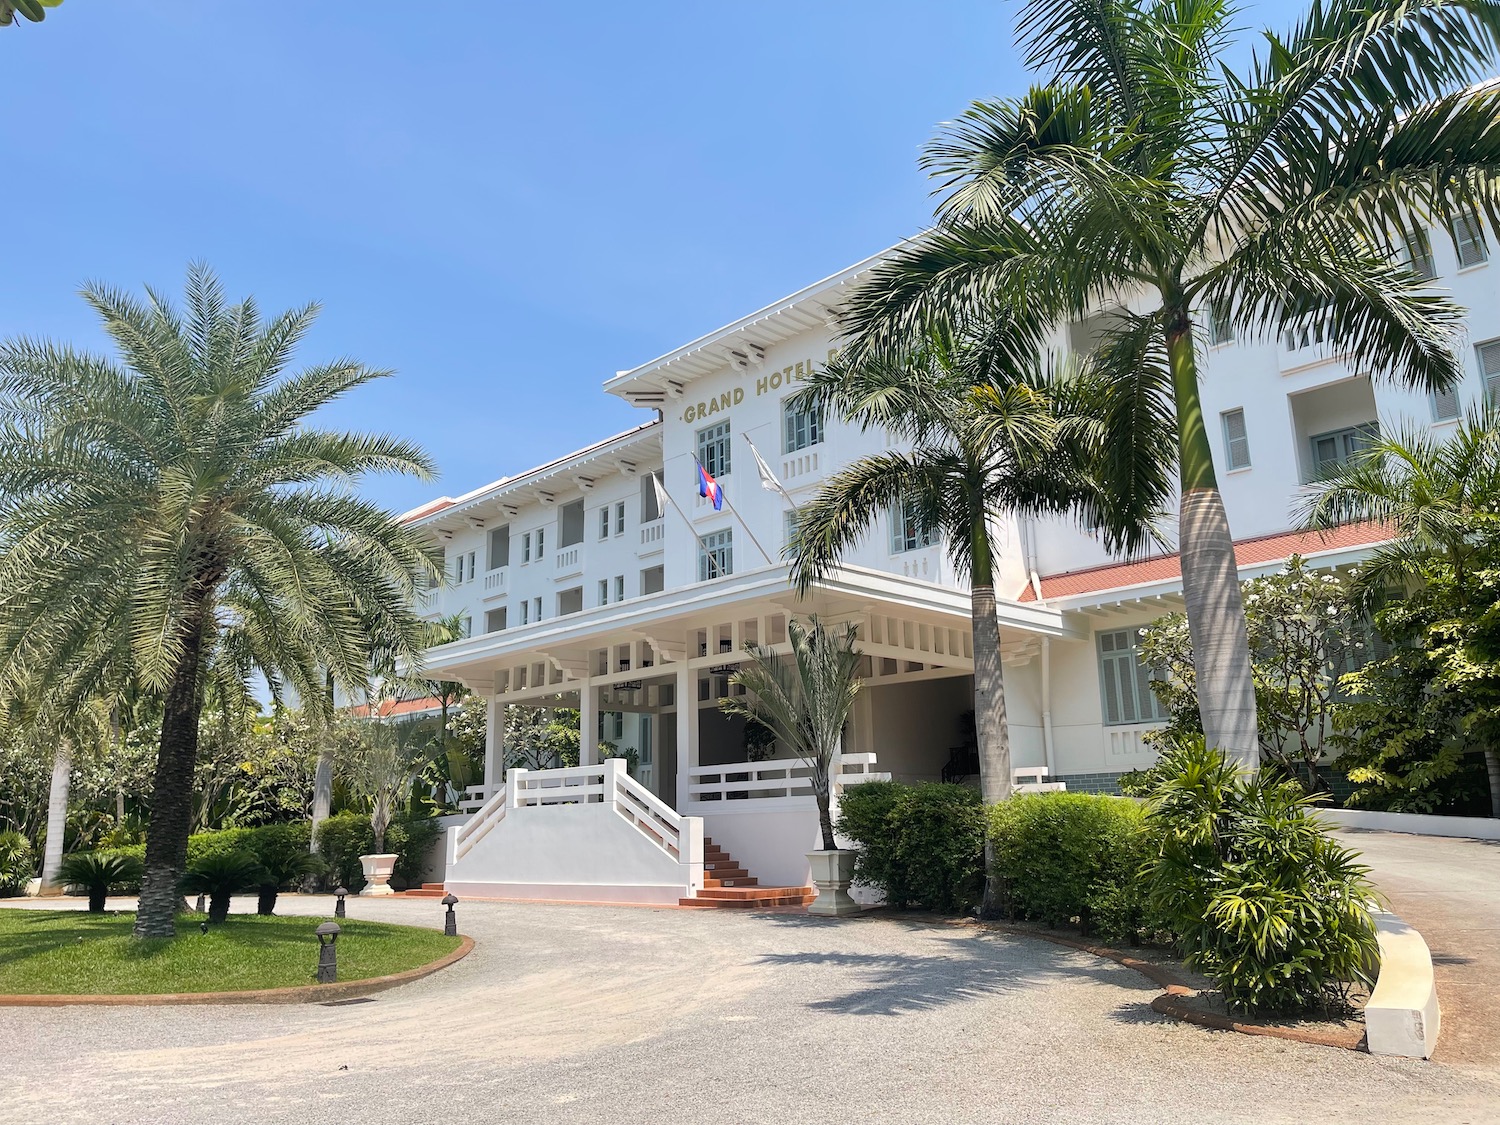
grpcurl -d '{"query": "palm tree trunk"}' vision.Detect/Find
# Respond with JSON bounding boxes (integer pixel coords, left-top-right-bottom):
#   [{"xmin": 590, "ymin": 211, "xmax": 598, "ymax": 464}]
[
  {"xmin": 970, "ymin": 519, "xmax": 1012, "ymax": 919},
  {"xmin": 39, "ymin": 739, "xmax": 72, "ymax": 894},
  {"xmin": 1166, "ymin": 315, "xmax": 1260, "ymax": 772},
  {"xmin": 1486, "ymin": 748, "xmax": 1500, "ymax": 818},
  {"xmin": 133, "ymin": 601, "xmax": 209, "ymax": 940}
]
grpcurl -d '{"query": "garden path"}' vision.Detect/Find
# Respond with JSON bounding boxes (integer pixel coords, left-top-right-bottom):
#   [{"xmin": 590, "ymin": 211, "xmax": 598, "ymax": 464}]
[
  {"xmin": 4, "ymin": 894, "xmax": 1498, "ymax": 1124},
  {"xmin": 1344, "ymin": 827, "xmax": 1500, "ymax": 1072}
]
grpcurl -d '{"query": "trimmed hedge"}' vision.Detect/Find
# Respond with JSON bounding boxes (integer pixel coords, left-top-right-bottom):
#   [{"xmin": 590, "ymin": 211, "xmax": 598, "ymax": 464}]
[
  {"xmin": 315, "ymin": 812, "xmax": 442, "ymax": 892},
  {"xmin": 836, "ymin": 781, "xmax": 986, "ymax": 913},
  {"xmin": 987, "ymin": 792, "xmax": 1152, "ymax": 944}
]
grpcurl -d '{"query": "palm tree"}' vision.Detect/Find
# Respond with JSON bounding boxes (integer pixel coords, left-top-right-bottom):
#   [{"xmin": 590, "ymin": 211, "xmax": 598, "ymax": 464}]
[
  {"xmin": 790, "ymin": 342, "xmax": 1168, "ymax": 811},
  {"xmin": 722, "ymin": 617, "xmax": 864, "ymax": 852},
  {"xmin": 0, "ymin": 264, "xmax": 438, "ymax": 938},
  {"xmin": 835, "ymin": 0, "xmax": 1500, "ymax": 769},
  {"xmin": 1300, "ymin": 406, "xmax": 1500, "ymax": 596}
]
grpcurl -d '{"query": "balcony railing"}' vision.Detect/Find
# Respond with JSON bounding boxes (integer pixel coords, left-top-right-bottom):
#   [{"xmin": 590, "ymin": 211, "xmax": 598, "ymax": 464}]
[
  {"xmin": 639, "ymin": 519, "xmax": 664, "ymax": 553},
  {"xmin": 483, "ymin": 569, "xmax": 506, "ymax": 595},
  {"xmin": 554, "ymin": 546, "xmax": 582, "ymax": 578}
]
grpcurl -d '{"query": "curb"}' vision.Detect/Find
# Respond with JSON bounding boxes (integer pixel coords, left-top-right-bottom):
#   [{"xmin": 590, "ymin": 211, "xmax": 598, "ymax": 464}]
[
  {"xmin": 0, "ymin": 935, "xmax": 474, "ymax": 1007},
  {"xmin": 967, "ymin": 920, "xmax": 1367, "ymax": 1052}
]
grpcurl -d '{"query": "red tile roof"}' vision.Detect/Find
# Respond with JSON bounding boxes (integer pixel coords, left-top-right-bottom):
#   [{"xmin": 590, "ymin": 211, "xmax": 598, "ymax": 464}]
[
  {"xmin": 1019, "ymin": 521, "xmax": 1393, "ymax": 602},
  {"xmin": 347, "ymin": 696, "xmax": 446, "ymax": 719}
]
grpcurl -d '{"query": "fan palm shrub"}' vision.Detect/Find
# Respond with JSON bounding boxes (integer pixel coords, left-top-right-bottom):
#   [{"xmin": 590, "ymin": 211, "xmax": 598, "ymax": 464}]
[
  {"xmin": 255, "ymin": 851, "xmax": 327, "ymax": 916},
  {"xmin": 721, "ymin": 617, "xmax": 863, "ymax": 851},
  {"xmin": 0, "ymin": 264, "xmax": 438, "ymax": 938},
  {"xmin": 836, "ymin": 0, "xmax": 1500, "ymax": 771},
  {"xmin": 0, "ymin": 830, "xmax": 34, "ymax": 896},
  {"xmin": 343, "ymin": 706, "xmax": 434, "ymax": 854},
  {"xmin": 181, "ymin": 851, "xmax": 267, "ymax": 924},
  {"xmin": 57, "ymin": 852, "xmax": 143, "ymax": 913}
]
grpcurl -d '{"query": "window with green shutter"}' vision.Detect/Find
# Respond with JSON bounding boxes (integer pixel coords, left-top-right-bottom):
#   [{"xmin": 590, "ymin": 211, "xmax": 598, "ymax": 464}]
[{"xmin": 1096, "ymin": 629, "xmax": 1168, "ymax": 726}]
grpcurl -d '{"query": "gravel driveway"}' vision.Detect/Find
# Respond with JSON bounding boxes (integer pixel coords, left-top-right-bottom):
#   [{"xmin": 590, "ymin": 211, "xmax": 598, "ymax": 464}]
[{"xmin": 5, "ymin": 894, "xmax": 1498, "ymax": 1125}]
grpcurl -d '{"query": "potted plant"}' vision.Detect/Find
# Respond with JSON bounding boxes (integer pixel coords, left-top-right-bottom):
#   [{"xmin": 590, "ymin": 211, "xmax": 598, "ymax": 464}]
[
  {"xmin": 723, "ymin": 616, "xmax": 863, "ymax": 916},
  {"xmin": 343, "ymin": 708, "xmax": 429, "ymax": 896}
]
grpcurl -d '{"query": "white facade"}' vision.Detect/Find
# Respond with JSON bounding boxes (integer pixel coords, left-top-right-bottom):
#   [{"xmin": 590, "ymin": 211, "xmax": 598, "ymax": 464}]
[{"xmin": 410, "ymin": 226, "xmax": 1498, "ymax": 899}]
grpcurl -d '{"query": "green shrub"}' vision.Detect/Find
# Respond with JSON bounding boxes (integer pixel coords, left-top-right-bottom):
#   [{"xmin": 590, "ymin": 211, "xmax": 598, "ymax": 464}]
[
  {"xmin": 0, "ymin": 830, "xmax": 34, "ymax": 896},
  {"xmin": 987, "ymin": 793, "xmax": 1152, "ymax": 943},
  {"xmin": 314, "ymin": 812, "xmax": 442, "ymax": 891},
  {"xmin": 57, "ymin": 852, "xmax": 143, "ymax": 913},
  {"xmin": 181, "ymin": 851, "xmax": 267, "ymax": 923},
  {"xmin": 836, "ymin": 781, "xmax": 986, "ymax": 913},
  {"xmin": 1145, "ymin": 738, "xmax": 1380, "ymax": 1016}
]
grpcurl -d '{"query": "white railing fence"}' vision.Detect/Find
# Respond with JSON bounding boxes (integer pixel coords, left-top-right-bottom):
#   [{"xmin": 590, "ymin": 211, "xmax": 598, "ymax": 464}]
[
  {"xmin": 450, "ymin": 779, "xmax": 510, "ymax": 863},
  {"xmin": 607, "ymin": 759, "xmax": 703, "ymax": 885},
  {"xmin": 512, "ymin": 763, "xmax": 607, "ymax": 806},
  {"xmin": 688, "ymin": 753, "xmax": 889, "ymax": 804}
]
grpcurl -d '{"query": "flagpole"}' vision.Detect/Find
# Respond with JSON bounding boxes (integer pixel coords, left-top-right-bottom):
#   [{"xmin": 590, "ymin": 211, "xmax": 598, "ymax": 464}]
[
  {"xmin": 694, "ymin": 454, "xmax": 776, "ymax": 567},
  {"xmin": 650, "ymin": 471, "xmax": 725, "ymax": 578}
]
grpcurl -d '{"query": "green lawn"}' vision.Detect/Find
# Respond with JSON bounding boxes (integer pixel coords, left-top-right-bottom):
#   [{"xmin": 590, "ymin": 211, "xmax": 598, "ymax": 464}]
[{"xmin": 0, "ymin": 909, "xmax": 462, "ymax": 995}]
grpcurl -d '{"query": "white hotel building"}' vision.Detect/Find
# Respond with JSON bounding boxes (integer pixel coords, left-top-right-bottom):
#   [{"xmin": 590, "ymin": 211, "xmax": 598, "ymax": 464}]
[{"xmin": 411, "ymin": 227, "xmax": 1497, "ymax": 906}]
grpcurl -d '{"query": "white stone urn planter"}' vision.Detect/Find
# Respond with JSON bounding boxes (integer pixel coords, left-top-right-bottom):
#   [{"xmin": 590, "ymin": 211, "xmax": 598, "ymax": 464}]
[
  {"xmin": 358, "ymin": 853, "xmax": 398, "ymax": 896},
  {"xmin": 806, "ymin": 849, "xmax": 860, "ymax": 917}
]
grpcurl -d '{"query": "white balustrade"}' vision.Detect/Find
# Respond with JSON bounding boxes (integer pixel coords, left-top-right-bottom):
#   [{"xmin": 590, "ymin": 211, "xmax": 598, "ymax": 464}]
[
  {"xmin": 639, "ymin": 520, "xmax": 664, "ymax": 548},
  {"xmin": 554, "ymin": 546, "xmax": 582, "ymax": 576},
  {"xmin": 689, "ymin": 760, "xmax": 814, "ymax": 802},
  {"xmin": 452, "ymin": 780, "xmax": 509, "ymax": 861},
  {"xmin": 512, "ymin": 763, "xmax": 606, "ymax": 805},
  {"xmin": 1103, "ymin": 722, "xmax": 1165, "ymax": 767},
  {"xmin": 483, "ymin": 569, "xmax": 506, "ymax": 593},
  {"xmin": 836, "ymin": 753, "xmax": 891, "ymax": 787},
  {"xmin": 782, "ymin": 451, "xmax": 819, "ymax": 482}
]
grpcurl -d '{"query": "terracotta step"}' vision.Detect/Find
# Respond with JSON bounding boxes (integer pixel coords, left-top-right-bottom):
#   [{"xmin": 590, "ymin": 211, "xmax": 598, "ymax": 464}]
[
  {"xmin": 396, "ymin": 888, "xmax": 447, "ymax": 898},
  {"xmin": 703, "ymin": 861, "xmax": 747, "ymax": 875},
  {"xmin": 677, "ymin": 890, "xmax": 816, "ymax": 909},
  {"xmin": 702, "ymin": 876, "xmax": 759, "ymax": 889},
  {"xmin": 695, "ymin": 886, "xmax": 812, "ymax": 901}
]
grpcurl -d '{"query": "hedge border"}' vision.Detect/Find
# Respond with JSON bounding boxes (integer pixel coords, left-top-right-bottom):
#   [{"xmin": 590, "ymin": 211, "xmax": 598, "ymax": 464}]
[{"xmin": 0, "ymin": 934, "xmax": 473, "ymax": 1007}]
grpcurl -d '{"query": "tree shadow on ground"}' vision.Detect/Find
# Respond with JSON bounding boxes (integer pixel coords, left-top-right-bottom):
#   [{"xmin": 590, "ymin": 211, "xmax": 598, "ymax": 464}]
[{"xmin": 752, "ymin": 917, "xmax": 1159, "ymax": 1017}]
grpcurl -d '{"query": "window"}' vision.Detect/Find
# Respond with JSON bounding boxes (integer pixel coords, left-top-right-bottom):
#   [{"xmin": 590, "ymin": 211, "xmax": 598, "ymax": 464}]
[
  {"xmin": 699, "ymin": 528, "xmax": 733, "ymax": 581},
  {"xmin": 1206, "ymin": 300, "xmax": 1234, "ymax": 346},
  {"xmin": 429, "ymin": 549, "xmax": 444, "ymax": 589},
  {"xmin": 599, "ymin": 507, "xmax": 611, "ymax": 541},
  {"xmin": 484, "ymin": 607, "xmax": 507, "ymax": 634},
  {"xmin": 487, "ymin": 525, "xmax": 510, "ymax": 570},
  {"xmin": 1310, "ymin": 423, "xmax": 1379, "ymax": 477},
  {"xmin": 558, "ymin": 587, "xmax": 583, "ymax": 616},
  {"xmin": 640, "ymin": 474, "xmax": 662, "ymax": 522},
  {"xmin": 1400, "ymin": 229, "xmax": 1438, "ymax": 281},
  {"xmin": 697, "ymin": 420, "xmax": 732, "ymax": 478},
  {"xmin": 536, "ymin": 527, "xmax": 545, "ymax": 557},
  {"xmin": 521, "ymin": 532, "xmax": 532, "ymax": 564},
  {"xmin": 459, "ymin": 615, "xmax": 472, "ymax": 639},
  {"xmin": 466, "ymin": 552, "xmax": 476, "ymax": 582},
  {"xmin": 783, "ymin": 394, "xmax": 823, "ymax": 454},
  {"xmin": 559, "ymin": 500, "xmax": 584, "ymax": 548},
  {"xmin": 1097, "ymin": 629, "xmax": 1168, "ymax": 726},
  {"xmin": 784, "ymin": 508, "xmax": 805, "ymax": 553},
  {"xmin": 641, "ymin": 565, "xmax": 665, "ymax": 595},
  {"xmin": 615, "ymin": 575, "xmax": 626, "ymax": 603},
  {"xmin": 889, "ymin": 499, "xmax": 936, "ymax": 554},
  {"xmin": 532, "ymin": 596, "xmax": 542, "ymax": 621},
  {"xmin": 597, "ymin": 711, "xmax": 623, "ymax": 742},
  {"xmin": 598, "ymin": 578, "xmax": 610, "ymax": 606},
  {"xmin": 1221, "ymin": 409, "xmax": 1251, "ymax": 471},
  {"xmin": 1432, "ymin": 385, "xmax": 1461, "ymax": 422},
  {"xmin": 1478, "ymin": 339, "xmax": 1500, "ymax": 404},
  {"xmin": 453, "ymin": 552, "xmax": 474, "ymax": 583},
  {"xmin": 519, "ymin": 600, "xmax": 529, "ymax": 626},
  {"xmin": 615, "ymin": 501, "xmax": 626, "ymax": 536},
  {"xmin": 1454, "ymin": 210, "xmax": 1489, "ymax": 269}
]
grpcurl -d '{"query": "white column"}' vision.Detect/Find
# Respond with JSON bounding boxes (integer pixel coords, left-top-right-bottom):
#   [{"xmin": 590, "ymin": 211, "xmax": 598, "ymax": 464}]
[
  {"xmin": 579, "ymin": 680, "xmax": 598, "ymax": 766},
  {"xmin": 1041, "ymin": 638, "xmax": 1056, "ymax": 776},
  {"xmin": 675, "ymin": 663, "xmax": 697, "ymax": 811},
  {"xmin": 484, "ymin": 695, "xmax": 505, "ymax": 792}
]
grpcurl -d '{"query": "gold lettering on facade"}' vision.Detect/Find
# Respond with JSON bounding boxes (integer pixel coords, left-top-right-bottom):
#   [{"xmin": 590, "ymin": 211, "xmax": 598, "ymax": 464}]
[{"xmin": 680, "ymin": 350, "xmax": 840, "ymax": 424}]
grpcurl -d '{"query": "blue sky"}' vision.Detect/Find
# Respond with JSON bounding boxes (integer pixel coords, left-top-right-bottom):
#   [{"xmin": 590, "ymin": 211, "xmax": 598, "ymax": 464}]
[{"xmin": 4, "ymin": 1, "xmax": 1298, "ymax": 513}]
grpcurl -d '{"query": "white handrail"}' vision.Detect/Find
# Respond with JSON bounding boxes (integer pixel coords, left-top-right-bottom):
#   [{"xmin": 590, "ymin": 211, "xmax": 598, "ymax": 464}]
[
  {"xmin": 453, "ymin": 780, "xmax": 509, "ymax": 860},
  {"xmin": 514, "ymin": 763, "xmax": 607, "ymax": 805},
  {"xmin": 605, "ymin": 759, "xmax": 704, "ymax": 890}
]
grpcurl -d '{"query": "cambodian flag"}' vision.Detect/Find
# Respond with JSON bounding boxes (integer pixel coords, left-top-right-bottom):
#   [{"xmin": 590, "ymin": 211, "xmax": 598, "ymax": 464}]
[{"xmin": 697, "ymin": 462, "xmax": 724, "ymax": 510}]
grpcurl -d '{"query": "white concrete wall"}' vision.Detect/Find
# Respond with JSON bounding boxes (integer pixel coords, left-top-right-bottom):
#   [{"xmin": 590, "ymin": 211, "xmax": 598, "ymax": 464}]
[{"xmin": 445, "ymin": 803, "xmax": 697, "ymax": 904}]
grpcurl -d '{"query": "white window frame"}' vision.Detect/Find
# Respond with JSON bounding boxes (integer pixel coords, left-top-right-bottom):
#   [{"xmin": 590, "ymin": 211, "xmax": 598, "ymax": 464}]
[
  {"xmin": 1221, "ymin": 408, "xmax": 1251, "ymax": 471},
  {"xmin": 615, "ymin": 501, "xmax": 626, "ymax": 536},
  {"xmin": 598, "ymin": 578, "xmax": 610, "ymax": 606},
  {"xmin": 1206, "ymin": 300, "xmax": 1234, "ymax": 347},
  {"xmin": 1478, "ymin": 338, "xmax": 1500, "ymax": 405},
  {"xmin": 1310, "ymin": 423, "xmax": 1378, "ymax": 477},
  {"xmin": 696, "ymin": 420, "xmax": 732, "ymax": 478},
  {"xmin": 698, "ymin": 528, "xmax": 733, "ymax": 581},
  {"xmin": 889, "ymin": 499, "xmax": 936, "ymax": 554},
  {"xmin": 1097, "ymin": 629, "xmax": 1167, "ymax": 727},
  {"xmin": 598, "ymin": 508, "xmax": 610, "ymax": 541},
  {"xmin": 521, "ymin": 532, "xmax": 532, "ymax": 564},
  {"xmin": 614, "ymin": 575, "xmax": 625, "ymax": 603},
  {"xmin": 782, "ymin": 395, "xmax": 823, "ymax": 454},
  {"xmin": 1400, "ymin": 228, "xmax": 1438, "ymax": 281}
]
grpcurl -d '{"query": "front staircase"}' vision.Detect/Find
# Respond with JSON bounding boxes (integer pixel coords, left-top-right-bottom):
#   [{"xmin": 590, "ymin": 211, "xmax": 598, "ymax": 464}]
[
  {"xmin": 678, "ymin": 837, "xmax": 815, "ymax": 909},
  {"xmin": 398, "ymin": 883, "xmax": 448, "ymax": 898}
]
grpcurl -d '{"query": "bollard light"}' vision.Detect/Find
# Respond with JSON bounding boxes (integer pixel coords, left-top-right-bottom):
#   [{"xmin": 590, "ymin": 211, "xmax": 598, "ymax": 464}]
[
  {"xmin": 315, "ymin": 921, "xmax": 340, "ymax": 984},
  {"xmin": 441, "ymin": 892, "xmax": 459, "ymax": 937},
  {"xmin": 333, "ymin": 886, "xmax": 348, "ymax": 919}
]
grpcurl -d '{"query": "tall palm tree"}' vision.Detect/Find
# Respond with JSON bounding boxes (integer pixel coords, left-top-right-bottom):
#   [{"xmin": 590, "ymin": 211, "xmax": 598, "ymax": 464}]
[
  {"xmin": 722, "ymin": 617, "xmax": 864, "ymax": 852},
  {"xmin": 789, "ymin": 341, "xmax": 1168, "ymax": 835},
  {"xmin": 0, "ymin": 264, "xmax": 437, "ymax": 937},
  {"xmin": 836, "ymin": 0, "xmax": 1500, "ymax": 769},
  {"xmin": 1300, "ymin": 405, "xmax": 1500, "ymax": 595}
]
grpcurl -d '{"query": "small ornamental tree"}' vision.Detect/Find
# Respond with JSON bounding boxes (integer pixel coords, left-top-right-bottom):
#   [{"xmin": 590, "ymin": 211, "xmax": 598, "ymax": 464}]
[{"xmin": 1140, "ymin": 557, "xmax": 1361, "ymax": 790}]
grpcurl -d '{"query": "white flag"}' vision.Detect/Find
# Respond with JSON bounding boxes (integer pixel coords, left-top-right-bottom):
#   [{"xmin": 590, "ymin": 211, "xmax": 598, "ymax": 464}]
[
  {"xmin": 743, "ymin": 433, "xmax": 794, "ymax": 504},
  {"xmin": 650, "ymin": 471, "xmax": 671, "ymax": 519}
]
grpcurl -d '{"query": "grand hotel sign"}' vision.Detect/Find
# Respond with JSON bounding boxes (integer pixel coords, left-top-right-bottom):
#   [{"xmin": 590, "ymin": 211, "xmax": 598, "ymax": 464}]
[{"xmin": 679, "ymin": 349, "xmax": 839, "ymax": 424}]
